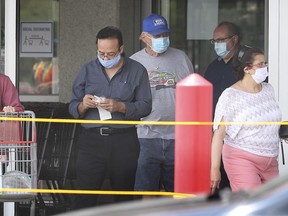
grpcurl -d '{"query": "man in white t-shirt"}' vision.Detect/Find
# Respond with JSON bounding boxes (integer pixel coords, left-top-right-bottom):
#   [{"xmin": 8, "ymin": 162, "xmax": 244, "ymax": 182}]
[{"xmin": 130, "ymin": 13, "xmax": 194, "ymax": 194}]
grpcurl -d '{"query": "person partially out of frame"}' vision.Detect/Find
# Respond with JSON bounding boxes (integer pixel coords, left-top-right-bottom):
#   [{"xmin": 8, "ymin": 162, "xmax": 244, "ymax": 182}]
[{"xmin": 0, "ymin": 73, "xmax": 24, "ymax": 112}]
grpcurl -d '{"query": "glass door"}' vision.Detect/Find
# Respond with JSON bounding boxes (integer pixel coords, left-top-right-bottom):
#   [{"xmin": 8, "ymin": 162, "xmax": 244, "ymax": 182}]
[
  {"xmin": 0, "ymin": 0, "xmax": 4, "ymax": 74},
  {"xmin": 18, "ymin": 0, "xmax": 59, "ymax": 97},
  {"xmin": 152, "ymin": 0, "xmax": 266, "ymax": 75}
]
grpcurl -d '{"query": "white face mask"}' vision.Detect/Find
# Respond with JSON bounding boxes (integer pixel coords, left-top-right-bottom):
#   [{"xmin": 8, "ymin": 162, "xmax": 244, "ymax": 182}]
[{"xmin": 251, "ymin": 66, "xmax": 268, "ymax": 84}]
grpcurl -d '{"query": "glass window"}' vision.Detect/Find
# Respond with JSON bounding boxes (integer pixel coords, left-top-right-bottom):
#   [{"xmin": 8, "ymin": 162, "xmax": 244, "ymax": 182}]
[
  {"xmin": 152, "ymin": 0, "xmax": 265, "ymax": 75},
  {"xmin": 19, "ymin": 0, "xmax": 59, "ymax": 96}
]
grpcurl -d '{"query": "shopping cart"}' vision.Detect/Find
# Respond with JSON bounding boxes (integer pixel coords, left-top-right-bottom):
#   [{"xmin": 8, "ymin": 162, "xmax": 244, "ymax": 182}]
[
  {"xmin": 0, "ymin": 111, "xmax": 37, "ymax": 216},
  {"xmin": 35, "ymin": 103, "xmax": 79, "ymax": 214}
]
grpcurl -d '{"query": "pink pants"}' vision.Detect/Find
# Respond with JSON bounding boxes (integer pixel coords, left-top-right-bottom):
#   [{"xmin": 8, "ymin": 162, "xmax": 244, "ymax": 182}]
[{"xmin": 222, "ymin": 144, "xmax": 279, "ymax": 192}]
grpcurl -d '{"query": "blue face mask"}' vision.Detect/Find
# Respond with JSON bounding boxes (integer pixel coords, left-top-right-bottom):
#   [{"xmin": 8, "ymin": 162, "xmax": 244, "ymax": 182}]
[
  {"xmin": 214, "ymin": 42, "xmax": 229, "ymax": 58},
  {"xmin": 147, "ymin": 36, "xmax": 170, "ymax": 53},
  {"xmin": 98, "ymin": 54, "xmax": 121, "ymax": 69}
]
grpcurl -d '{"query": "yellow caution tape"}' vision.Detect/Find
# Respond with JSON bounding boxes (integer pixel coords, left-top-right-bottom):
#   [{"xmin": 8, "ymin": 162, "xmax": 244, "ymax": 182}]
[
  {"xmin": 0, "ymin": 188, "xmax": 195, "ymax": 198},
  {"xmin": 0, "ymin": 116, "xmax": 287, "ymax": 126},
  {"xmin": 0, "ymin": 117, "xmax": 285, "ymax": 198}
]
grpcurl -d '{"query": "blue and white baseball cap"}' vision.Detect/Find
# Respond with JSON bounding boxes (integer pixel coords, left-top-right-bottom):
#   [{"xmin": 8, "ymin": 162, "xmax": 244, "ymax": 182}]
[{"xmin": 143, "ymin": 13, "xmax": 170, "ymax": 36}]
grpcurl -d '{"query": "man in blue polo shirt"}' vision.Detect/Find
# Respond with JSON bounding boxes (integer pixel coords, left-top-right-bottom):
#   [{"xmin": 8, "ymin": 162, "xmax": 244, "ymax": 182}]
[
  {"xmin": 204, "ymin": 22, "xmax": 242, "ymax": 191},
  {"xmin": 69, "ymin": 26, "xmax": 152, "ymax": 209},
  {"xmin": 205, "ymin": 21, "xmax": 242, "ymax": 113}
]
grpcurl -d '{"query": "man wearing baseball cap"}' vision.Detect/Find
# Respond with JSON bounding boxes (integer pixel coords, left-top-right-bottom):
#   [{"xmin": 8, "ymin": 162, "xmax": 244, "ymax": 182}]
[{"xmin": 130, "ymin": 13, "xmax": 194, "ymax": 196}]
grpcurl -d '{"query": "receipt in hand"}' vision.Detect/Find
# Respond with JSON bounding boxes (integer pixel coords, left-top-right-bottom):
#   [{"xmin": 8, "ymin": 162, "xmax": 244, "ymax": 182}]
[{"xmin": 94, "ymin": 96, "xmax": 112, "ymax": 120}]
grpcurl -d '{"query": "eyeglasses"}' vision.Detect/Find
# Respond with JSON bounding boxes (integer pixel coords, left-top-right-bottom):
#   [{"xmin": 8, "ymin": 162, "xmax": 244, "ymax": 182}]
[
  {"xmin": 210, "ymin": 35, "xmax": 234, "ymax": 44},
  {"xmin": 97, "ymin": 50, "xmax": 119, "ymax": 59},
  {"xmin": 249, "ymin": 62, "xmax": 268, "ymax": 68}
]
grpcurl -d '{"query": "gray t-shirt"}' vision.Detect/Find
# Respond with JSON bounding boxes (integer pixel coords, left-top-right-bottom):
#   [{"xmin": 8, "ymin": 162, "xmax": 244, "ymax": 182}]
[{"xmin": 130, "ymin": 47, "xmax": 194, "ymax": 139}]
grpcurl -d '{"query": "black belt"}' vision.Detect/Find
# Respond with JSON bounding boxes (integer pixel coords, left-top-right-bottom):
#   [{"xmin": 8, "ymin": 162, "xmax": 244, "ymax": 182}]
[{"xmin": 84, "ymin": 127, "xmax": 136, "ymax": 136}]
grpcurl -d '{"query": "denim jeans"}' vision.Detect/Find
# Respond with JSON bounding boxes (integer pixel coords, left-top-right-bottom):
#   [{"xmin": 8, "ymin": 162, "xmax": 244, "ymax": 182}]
[{"xmin": 134, "ymin": 138, "xmax": 174, "ymax": 191}]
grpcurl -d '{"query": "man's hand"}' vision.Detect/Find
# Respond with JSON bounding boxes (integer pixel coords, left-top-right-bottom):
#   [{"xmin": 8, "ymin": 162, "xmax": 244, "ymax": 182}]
[
  {"xmin": 98, "ymin": 98, "xmax": 126, "ymax": 113},
  {"xmin": 83, "ymin": 95, "xmax": 98, "ymax": 109},
  {"xmin": 78, "ymin": 94, "xmax": 98, "ymax": 115}
]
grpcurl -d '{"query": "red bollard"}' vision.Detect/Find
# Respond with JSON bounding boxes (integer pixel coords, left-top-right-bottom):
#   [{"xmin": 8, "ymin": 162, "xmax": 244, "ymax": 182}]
[{"xmin": 175, "ymin": 73, "xmax": 212, "ymax": 194}]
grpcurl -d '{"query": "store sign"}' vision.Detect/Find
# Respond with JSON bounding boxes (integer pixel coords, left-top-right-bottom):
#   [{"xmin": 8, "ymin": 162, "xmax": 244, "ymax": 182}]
[{"xmin": 20, "ymin": 22, "xmax": 53, "ymax": 57}]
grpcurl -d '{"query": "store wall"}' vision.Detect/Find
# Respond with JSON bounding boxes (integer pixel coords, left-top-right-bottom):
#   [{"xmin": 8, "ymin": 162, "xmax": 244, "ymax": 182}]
[
  {"xmin": 119, "ymin": 0, "xmax": 143, "ymax": 57},
  {"xmin": 58, "ymin": 0, "xmax": 120, "ymax": 102}
]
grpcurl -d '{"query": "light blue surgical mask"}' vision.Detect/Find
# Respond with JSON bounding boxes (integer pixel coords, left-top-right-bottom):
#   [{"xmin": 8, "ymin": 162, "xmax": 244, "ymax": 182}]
[
  {"xmin": 214, "ymin": 42, "xmax": 229, "ymax": 58},
  {"xmin": 147, "ymin": 35, "xmax": 170, "ymax": 53},
  {"xmin": 98, "ymin": 54, "xmax": 121, "ymax": 69}
]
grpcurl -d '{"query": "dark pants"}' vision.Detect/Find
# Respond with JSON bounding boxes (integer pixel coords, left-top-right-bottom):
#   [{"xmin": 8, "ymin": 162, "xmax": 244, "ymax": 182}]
[{"xmin": 72, "ymin": 127, "xmax": 140, "ymax": 210}]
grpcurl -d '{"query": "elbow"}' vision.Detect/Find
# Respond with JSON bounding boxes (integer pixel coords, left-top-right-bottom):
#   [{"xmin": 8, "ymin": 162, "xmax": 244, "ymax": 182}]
[
  {"xmin": 68, "ymin": 102, "xmax": 81, "ymax": 119},
  {"xmin": 143, "ymin": 101, "xmax": 152, "ymax": 117}
]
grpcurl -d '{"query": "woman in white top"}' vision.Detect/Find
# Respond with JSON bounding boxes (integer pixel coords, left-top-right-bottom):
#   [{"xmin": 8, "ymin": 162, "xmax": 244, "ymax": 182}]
[{"xmin": 210, "ymin": 46, "xmax": 282, "ymax": 193}]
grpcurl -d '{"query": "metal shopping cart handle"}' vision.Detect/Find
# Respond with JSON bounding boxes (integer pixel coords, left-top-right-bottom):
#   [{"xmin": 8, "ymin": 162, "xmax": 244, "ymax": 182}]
[{"xmin": 279, "ymin": 122, "xmax": 288, "ymax": 165}]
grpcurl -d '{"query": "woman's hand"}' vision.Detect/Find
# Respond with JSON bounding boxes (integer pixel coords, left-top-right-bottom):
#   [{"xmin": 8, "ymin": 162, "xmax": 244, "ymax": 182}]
[
  {"xmin": 3, "ymin": 106, "xmax": 15, "ymax": 112},
  {"xmin": 210, "ymin": 121, "xmax": 226, "ymax": 195},
  {"xmin": 210, "ymin": 168, "xmax": 221, "ymax": 194}
]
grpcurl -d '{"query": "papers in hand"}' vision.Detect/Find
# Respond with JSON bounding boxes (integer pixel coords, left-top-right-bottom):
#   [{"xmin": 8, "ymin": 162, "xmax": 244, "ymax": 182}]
[
  {"xmin": 94, "ymin": 95, "xmax": 112, "ymax": 120},
  {"xmin": 97, "ymin": 106, "xmax": 112, "ymax": 120}
]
